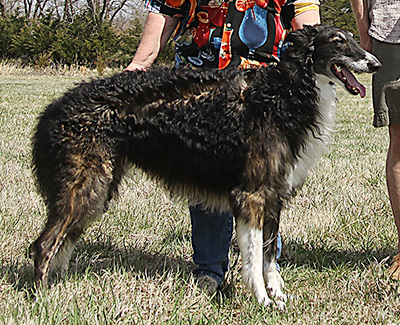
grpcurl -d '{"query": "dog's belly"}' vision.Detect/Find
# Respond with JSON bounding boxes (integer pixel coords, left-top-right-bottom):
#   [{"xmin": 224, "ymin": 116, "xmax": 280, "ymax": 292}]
[
  {"xmin": 126, "ymin": 127, "xmax": 247, "ymax": 207},
  {"xmin": 131, "ymin": 146, "xmax": 237, "ymax": 210}
]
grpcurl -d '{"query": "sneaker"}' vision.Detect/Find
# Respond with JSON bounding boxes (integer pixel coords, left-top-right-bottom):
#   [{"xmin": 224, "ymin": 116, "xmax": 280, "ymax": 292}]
[{"xmin": 196, "ymin": 275, "xmax": 219, "ymax": 296}]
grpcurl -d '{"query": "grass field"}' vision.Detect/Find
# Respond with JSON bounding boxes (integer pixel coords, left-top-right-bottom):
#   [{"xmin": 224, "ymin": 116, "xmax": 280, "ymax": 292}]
[{"xmin": 1, "ymin": 71, "xmax": 400, "ymax": 324}]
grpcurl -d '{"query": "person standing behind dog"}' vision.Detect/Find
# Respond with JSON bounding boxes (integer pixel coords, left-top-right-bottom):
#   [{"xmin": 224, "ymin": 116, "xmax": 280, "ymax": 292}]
[
  {"xmin": 125, "ymin": 0, "xmax": 320, "ymax": 294},
  {"xmin": 350, "ymin": 0, "xmax": 400, "ymax": 278}
]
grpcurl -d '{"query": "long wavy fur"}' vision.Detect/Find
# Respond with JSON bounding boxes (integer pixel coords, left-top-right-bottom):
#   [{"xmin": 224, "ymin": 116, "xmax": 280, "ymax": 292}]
[{"xmin": 31, "ymin": 25, "xmax": 355, "ymax": 289}]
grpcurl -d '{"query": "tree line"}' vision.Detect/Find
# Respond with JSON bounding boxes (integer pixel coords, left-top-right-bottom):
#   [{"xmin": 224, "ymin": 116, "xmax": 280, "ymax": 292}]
[
  {"xmin": 0, "ymin": 0, "xmax": 175, "ymax": 68},
  {"xmin": 0, "ymin": 0, "xmax": 357, "ymax": 68}
]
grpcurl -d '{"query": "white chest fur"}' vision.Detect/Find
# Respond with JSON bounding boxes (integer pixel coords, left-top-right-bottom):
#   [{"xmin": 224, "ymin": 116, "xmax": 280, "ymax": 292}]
[{"xmin": 286, "ymin": 74, "xmax": 337, "ymax": 191}]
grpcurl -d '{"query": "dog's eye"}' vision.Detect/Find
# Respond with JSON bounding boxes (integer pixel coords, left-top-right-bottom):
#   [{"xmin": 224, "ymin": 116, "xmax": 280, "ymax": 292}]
[
  {"xmin": 331, "ymin": 32, "xmax": 349, "ymax": 44},
  {"xmin": 331, "ymin": 35, "xmax": 346, "ymax": 44}
]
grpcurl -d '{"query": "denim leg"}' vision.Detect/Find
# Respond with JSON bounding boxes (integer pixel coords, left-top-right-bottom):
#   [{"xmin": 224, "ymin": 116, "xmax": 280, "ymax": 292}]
[
  {"xmin": 190, "ymin": 205, "xmax": 233, "ymax": 286},
  {"xmin": 276, "ymin": 232, "xmax": 282, "ymax": 272}
]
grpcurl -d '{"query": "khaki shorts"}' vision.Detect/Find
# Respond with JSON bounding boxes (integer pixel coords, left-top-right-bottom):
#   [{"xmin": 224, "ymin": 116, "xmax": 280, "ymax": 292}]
[{"xmin": 372, "ymin": 39, "xmax": 400, "ymax": 127}]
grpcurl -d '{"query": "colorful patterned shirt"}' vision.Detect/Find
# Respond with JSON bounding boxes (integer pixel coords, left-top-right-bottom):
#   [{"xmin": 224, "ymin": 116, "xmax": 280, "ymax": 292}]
[{"xmin": 145, "ymin": 0, "xmax": 320, "ymax": 69}]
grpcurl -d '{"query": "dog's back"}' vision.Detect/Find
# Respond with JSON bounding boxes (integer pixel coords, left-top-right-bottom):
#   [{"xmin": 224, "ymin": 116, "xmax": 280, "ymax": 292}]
[{"xmin": 33, "ymin": 69, "xmax": 248, "ymax": 204}]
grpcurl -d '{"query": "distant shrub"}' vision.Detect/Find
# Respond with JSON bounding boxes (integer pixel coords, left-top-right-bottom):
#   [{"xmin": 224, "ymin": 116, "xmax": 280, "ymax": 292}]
[{"xmin": 0, "ymin": 14, "xmax": 175, "ymax": 68}]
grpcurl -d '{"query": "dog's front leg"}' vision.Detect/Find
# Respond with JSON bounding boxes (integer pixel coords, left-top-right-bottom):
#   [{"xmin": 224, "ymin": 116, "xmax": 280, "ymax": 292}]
[
  {"xmin": 231, "ymin": 190, "xmax": 272, "ymax": 306},
  {"xmin": 262, "ymin": 206, "xmax": 286, "ymax": 310},
  {"xmin": 236, "ymin": 218, "xmax": 272, "ymax": 306}
]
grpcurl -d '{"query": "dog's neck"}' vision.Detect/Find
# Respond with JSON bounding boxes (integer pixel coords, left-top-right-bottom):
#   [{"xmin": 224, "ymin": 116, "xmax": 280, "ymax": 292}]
[{"xmin": 314, "ymin": 73, "xmax": 337, "ymax": 141}]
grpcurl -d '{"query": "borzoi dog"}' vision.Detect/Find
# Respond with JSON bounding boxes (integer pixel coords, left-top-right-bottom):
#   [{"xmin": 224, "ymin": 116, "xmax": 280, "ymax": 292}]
[{"xmin": 31, "ymin": 25, "xmax": 381, "ymax": 308}]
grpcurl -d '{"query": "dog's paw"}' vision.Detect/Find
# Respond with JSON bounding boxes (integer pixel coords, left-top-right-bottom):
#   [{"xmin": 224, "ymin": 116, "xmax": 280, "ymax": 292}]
[
  {"xmin": 257, "ymin": 295, "xmax": 286, "ymax": 310},
  {"xmin": 256, "ymin": 293, "xmax": 288, "ymax": 311},
  {"xmin": 273, "ymin": 290, "xmax": 287, "ymax": 302},
  {"xmin": 274, "ymin": 300, "xmax": 286, "ymax": 311},
  {"xmin": 264, "ymin": 269, "xmax": 286, "ymax": 301},
  {"xmin": 257, "ymin": 294, "xmax": 274, "ymax": 307}
]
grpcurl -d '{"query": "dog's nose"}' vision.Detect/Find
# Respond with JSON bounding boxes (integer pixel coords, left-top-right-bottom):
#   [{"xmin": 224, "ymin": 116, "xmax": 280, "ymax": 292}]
[{"xmin": 368, "ymin": 58, "xmax": 382, "ymax": 72}]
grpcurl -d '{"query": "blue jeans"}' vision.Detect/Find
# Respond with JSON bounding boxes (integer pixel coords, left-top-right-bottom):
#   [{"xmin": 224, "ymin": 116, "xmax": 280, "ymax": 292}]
[
  {"xmin": 190, "ymin": 205, "xmax": 282, "ymax": 287},
  {"xmin": 190, "ymin": 205, "xmax": 233, "ymax": 287}
]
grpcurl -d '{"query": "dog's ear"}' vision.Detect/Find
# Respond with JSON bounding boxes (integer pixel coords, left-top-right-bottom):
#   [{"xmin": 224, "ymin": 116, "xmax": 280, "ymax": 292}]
[
  {"xmin": 302, "ymin": 24, "xmax": 317, "ymax": 34},
  {"xmin": 281, "ymin": 25, "xmax": 318, "ymax": 67},
  {"xmin": 283, "ymin": 28, "xmax": 308, "ymax": 46},
  {"xmin": 283, "ymin": 24, "xmax": 318, "ymax": 49}
]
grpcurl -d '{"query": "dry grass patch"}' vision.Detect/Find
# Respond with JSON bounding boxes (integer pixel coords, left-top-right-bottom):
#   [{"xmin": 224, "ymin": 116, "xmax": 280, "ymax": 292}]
[
  {"xmin": 0, "ymin": 60, "xmax": 116, "ymax": 77},
  {"xmin": 1, "ymin": 73, "xmax": 400, "ymax": 323}
]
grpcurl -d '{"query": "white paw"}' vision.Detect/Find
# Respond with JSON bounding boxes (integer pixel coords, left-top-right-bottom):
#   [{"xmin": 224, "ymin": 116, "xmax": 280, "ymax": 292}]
[
  {"xmin": 265, "ymin": 271, "xmax": 285, "ymax": 296},
  {"xmin": 257, "ymin": 294, "xmax": 274, "ymax": 307},
  {"xmin": 275, "ymin": 300, "xmax": 286, "ymax": 311},
  {"xmin": 273, "ymin": 291, "xmax": 288, "ymax": 303},
  {"xmin": 257, "ymin": 294, "xmax": 286, "ymax": 310}
]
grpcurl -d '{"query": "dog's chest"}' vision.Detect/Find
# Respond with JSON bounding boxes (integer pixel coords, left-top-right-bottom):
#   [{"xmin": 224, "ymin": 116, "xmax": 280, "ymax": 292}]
[{"xmin": 286, "ymin": 75, "xmax": 337, "ymax": 191}]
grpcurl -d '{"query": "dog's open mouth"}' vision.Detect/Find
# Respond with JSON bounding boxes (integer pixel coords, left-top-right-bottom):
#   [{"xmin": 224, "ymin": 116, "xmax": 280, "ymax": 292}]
[{"xmin": 331, "ymin": 64, "xmax": 366, "ymax": 98}]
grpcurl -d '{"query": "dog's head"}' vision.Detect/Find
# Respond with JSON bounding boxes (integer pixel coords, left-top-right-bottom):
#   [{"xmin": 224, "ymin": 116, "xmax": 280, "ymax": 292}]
[{"xmin": 283, "ymin": 25, "xmax": 381, "ymax": 98}]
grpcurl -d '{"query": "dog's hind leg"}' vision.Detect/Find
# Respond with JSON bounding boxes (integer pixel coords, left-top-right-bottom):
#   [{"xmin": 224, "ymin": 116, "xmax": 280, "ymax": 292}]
[
  {"xmin": 32, "ymin": 213, "xmax": 80, "ymax": 287},
  {"xmin": 231, "ymin": 189, "xmax": 273, "ymax": 306},
  {"xmin": 262, "ymin": 201, "xmax": 286, "ymax": 309},
  {"xmin": 32, "ymin": 163, "xmax": 115, "ymax": 287},
  {"xmin": 48, "ymin": 223, "xmax": 84, "ymax": 278}
]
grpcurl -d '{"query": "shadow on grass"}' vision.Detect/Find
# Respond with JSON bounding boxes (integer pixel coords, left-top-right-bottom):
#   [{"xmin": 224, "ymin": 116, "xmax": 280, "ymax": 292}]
[
  {"xmin": 71, "ymin": 237, "xmax": 196, "ymax": 276},
  {"xmin": 280, "ymin": 239, "xmax": 395, "ymax": 270},
  {"xmin": 2, "ymin": 236, "xmax": 396, "ymax": 301},
  {"xmin": 0, "ymin": 237, "xmax": 195, "ymax": 293}
]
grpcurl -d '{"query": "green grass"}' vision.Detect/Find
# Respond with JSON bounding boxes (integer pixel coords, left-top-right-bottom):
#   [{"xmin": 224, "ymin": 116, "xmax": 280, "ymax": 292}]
[{"xmin": 1, "ymin": 73, "xmax": 400, "ymax": 324}]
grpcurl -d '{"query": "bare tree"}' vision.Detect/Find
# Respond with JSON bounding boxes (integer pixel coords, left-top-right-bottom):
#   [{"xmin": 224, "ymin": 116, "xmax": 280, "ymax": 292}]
[
  {"xmin": 1, "ymin": 0, "xmax": 145, "ymax": 24},
  {"xmin": 85, "ymin": 0, "xmax": 136, "ymax": 23},
  {"xmin": 0, "ymin": 0, "xmax": 5, "ymax": 17}
]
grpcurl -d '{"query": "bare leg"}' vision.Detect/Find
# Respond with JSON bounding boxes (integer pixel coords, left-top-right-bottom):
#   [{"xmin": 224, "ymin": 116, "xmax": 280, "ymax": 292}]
[{"xmin": 386, "ymin": 123, "xmax": 400, "ymax": 279}]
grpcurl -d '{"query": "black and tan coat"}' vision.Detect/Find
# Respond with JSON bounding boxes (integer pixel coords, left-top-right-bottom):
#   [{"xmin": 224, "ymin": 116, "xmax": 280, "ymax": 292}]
[{"xmin": 31, "ymin": 25, "xmax": 381, "ymax": 308}]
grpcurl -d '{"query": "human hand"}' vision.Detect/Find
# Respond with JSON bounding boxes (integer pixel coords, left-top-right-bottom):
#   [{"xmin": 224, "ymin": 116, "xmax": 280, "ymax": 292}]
[{"xmin": 124, "ymin": 61, "xmax": 149, "ymax": 72}]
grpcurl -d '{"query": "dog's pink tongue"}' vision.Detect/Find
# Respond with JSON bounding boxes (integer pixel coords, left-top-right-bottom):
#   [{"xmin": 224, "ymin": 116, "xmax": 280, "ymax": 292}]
[{"xmin": 342, "ymin": 67, "xmax": 366, "ymax": 98}]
